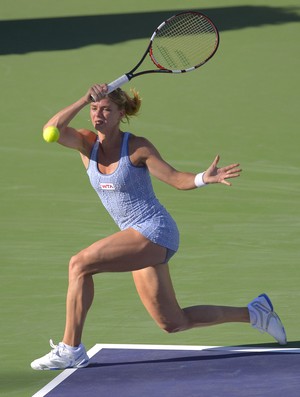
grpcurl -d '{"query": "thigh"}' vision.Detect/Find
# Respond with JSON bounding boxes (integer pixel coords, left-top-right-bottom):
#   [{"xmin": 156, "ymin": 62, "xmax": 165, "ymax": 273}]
[
  {"xmin": 132, "ymin": 263, "xmax": 187, "ymax": 332},
  {"xmin": 73, "ymin": 228, "xmax": 167, "ymax": 274}
]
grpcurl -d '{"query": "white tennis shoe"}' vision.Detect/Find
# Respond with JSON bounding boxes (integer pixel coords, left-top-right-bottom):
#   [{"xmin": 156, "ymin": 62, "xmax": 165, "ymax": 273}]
[
  {"xmin": 248, "ymin": 293, "xmax": 287, "ymax": 345},
  {"xmin": 31, "ymin": 339, "xmax": 89, "ymax": 370}
]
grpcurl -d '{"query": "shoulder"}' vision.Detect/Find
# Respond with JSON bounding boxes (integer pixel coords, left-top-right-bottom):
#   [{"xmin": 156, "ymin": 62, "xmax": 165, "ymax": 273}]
[
  {"xmin": 78, "ymin": 129, "xmax": 97, "ymax": 153},
  {"xmin": 58, "ymin": 126, "xmax": 97, "ymax": 155},
  {"xmin": 77, "ymin": 129, "xmax": 97, "ymax": 168},
  {"xmin": 128, "ymin": 133, "xmax": 156, "ymax": 152},
  {"xmin": 128, "ymin": 133, "xmax": 161, "ymax": 166},
  {"xmin": 78, "ymin": 128, "xmax": 97, "ymax": 144}
]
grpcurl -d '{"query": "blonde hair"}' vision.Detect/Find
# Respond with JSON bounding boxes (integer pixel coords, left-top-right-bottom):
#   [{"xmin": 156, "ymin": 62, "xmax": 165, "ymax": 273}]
[{"xmin": 108, "ymin": 88, "xmax": 141, "ymax": 123}]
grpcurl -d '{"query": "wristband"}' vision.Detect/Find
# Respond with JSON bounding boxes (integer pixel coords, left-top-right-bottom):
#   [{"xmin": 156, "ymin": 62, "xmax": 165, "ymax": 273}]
[{"xmin": 194, "ymin": 172, "xmax": 207, "ymax": 188}]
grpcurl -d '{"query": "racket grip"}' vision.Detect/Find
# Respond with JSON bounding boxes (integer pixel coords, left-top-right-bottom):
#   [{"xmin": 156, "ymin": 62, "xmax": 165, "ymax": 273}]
[
  {"xmin": 90, "ymin": 75, "xmax": 130, "ymax": 102},
  {"xmin": 107, "ymin": 74, "xmax": 130, "ymax": 93}
]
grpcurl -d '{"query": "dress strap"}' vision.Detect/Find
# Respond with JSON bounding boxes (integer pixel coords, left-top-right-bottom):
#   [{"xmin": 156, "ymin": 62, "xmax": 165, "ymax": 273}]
[
  {"xmin": 90, "ymin": 138, "xmax": 99, "ymax": 162},
  {"xmin": 120, "ymin": 132, "xmax": 130, "ymax": 158}
]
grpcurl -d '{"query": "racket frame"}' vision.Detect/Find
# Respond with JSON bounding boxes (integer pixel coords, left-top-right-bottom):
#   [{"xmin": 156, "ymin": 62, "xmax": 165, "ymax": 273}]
[{"xmin": 98, "ymin": 11, "xmax": 219, "ymax": 95}]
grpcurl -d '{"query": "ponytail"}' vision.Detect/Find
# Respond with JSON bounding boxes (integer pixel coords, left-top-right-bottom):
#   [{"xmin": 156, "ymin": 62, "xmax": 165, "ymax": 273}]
[{"xmin": 108, "ymin": 88, "xmax": 142, "ymax": 123}]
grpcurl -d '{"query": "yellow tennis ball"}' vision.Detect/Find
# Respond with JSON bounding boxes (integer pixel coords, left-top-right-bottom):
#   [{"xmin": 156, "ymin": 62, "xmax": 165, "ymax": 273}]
[{"xmin": 43, "ymin": 126, "xmax": 60, "ymax": 143}]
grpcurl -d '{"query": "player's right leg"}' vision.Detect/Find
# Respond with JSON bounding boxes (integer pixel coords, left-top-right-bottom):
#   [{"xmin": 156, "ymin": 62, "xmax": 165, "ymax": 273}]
[{"xmin": 31, "ymin": 228, "xmax": 166, "ymax": 370}]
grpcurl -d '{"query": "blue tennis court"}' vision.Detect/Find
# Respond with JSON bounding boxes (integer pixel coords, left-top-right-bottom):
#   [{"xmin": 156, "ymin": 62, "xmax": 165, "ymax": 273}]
[{"xmin": 32, "ymin": 344, "xmax": 300, "ymax": 397}]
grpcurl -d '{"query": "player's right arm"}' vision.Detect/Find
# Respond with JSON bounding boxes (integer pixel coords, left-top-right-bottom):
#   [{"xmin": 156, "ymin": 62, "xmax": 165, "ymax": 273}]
[
  {"xmin": 43, "ymin": 84, "xmax": 109, "ymax": 154},
  {"xmin": 43, "ymin": 95, "xmax": 95, "ymax": 157}
]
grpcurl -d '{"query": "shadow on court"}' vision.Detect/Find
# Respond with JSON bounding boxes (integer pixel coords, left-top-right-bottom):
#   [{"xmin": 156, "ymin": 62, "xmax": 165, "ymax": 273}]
[
  {"xmin": 1, "ymin": 6, "xmax": 300, "ymax": 55},
  {"xmin": 33, "ymin": 343, "xmax": 300, "ymax": 397}
]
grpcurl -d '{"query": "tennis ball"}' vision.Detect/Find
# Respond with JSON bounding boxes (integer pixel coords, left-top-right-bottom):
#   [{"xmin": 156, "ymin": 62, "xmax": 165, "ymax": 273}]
[{"xmin": 43, "ymin": 126, "xmax": 60, "ymax": 143}]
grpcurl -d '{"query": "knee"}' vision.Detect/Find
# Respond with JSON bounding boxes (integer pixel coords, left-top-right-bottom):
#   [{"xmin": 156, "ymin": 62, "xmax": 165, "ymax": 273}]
[
  {"xmin": 68, "ymin": 253, "xmax": 86, "ymax": 279},
  {"xmin": 159, "ymin": 320, "xmax": 188, "ymax": 334},
  {"xmin": 163, "ymin": 325, "xmax": 180, "ymax": 334}
]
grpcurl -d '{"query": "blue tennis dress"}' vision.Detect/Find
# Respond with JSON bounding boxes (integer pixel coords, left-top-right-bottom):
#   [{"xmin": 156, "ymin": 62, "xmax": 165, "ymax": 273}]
[{"xmin": 86, "ymin": 132, "xmax": 179, "ymax": 252}]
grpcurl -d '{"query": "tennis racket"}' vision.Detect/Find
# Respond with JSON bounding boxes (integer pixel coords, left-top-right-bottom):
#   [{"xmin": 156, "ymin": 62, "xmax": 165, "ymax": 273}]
[{"xmin": 91, "ymin": 11, "xmax": 219, "ymax": 100}]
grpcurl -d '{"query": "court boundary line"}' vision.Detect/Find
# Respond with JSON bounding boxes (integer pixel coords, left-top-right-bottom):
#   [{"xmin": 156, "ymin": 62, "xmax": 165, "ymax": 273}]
[{"xmin": 32, "ymin": 343, "xmax": 300, "ymax": 397}]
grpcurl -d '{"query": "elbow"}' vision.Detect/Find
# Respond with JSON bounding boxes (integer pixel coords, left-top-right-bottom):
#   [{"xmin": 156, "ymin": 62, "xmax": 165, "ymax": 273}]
[{"xmin": 43, "ymin": 122, "xmax": 58, "ymax": 132}]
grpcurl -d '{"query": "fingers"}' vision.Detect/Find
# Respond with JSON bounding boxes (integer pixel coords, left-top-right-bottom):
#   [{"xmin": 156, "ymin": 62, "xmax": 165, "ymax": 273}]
[
  {"xmin": 203, "ymin": 155, "xmax": 242, "ymax": 186},
  {"xmin": 220, "ymin": 163, "xmax": 242, "ymax": 178},
  {"xmin": 221, "ymin": 169, "xmax": 241, "ymax": 186},
  {"xmin": 218, "ymin": 157, "xmax": 241, "ymax": 186},
  {"xmin": 221, "ymin": 180, "xmax": 232, "ymax": 187},
  {"xmin": 224, "ymin": 167, "xmax": 242, "ymax": 176},
  {"xmin": 220, "ymin": 162, "xmax": 240, "ymax": 172},
  {"xmin": 211, "ymin": 154, "xmax": 220, "ymax": 167},
  {"xmin": 89, "ymin": 84, "xmax": 108, "ymax": 102},
  {"xmin": 225, "ymin": 171, "xmax": 241, "ymax": 180}
]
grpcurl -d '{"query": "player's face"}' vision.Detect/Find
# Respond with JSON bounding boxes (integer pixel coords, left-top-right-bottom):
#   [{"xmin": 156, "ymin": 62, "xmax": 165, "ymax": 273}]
[{"xmin": 90, "ymin": 98, "xmax": 125, "ymax": 131}]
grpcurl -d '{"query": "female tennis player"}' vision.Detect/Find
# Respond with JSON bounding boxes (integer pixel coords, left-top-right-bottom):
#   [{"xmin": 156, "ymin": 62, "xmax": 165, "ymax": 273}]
[{"xmin": 31, "ymin": 84, "xmax": 286, "ymax": 370}]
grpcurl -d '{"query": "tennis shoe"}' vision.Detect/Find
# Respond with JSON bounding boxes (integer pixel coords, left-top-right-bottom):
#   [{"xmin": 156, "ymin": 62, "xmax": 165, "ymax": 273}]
[
  {"xmin": 248, "ymin": 293, "xmax": 287, "ymax": 345},
  {"xmin": 31, "ymin": 339, "xmax": 89, "ymax": 370}
]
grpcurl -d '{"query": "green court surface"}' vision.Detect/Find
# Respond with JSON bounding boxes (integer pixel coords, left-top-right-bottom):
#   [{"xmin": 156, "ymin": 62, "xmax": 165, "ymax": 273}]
[{"xmin": 1, "ymin": 1, "xmax": 299, "ymax": 396}]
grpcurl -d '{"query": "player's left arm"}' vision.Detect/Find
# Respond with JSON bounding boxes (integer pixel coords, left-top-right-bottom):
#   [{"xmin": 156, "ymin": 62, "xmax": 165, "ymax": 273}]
[
  {"xmin": 134, "ymin": 138, "xmax": 241, "ymax": 189},
  {"xmin": 132, "ymin": 137, "xmax": 197, "ymax": 190}
]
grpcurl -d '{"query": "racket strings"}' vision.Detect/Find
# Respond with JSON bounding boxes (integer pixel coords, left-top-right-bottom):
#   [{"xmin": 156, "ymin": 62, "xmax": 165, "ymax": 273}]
[{"xmin": 151, "ymin": 12, "xmax": 218, "ymax": 71}]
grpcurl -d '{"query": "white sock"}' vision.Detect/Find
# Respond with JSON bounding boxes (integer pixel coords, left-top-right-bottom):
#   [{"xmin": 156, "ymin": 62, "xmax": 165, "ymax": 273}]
[
  {"xmin": 62, "ymin": 343, "xmax": 81, "ymax": 351},
  {"xmin": 248, "ymin": 308, "xmax": 257, "ymax": 326}
]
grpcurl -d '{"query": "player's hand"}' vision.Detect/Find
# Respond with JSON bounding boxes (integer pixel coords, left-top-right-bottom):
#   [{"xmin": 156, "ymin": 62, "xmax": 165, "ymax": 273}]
[
  {"xmin": 203, "ymin": 155, "xmax": 241, "ymax": 186},
  {"xmin": 85, "ymin": 84, "xmax": 108, "ymax": 103}
]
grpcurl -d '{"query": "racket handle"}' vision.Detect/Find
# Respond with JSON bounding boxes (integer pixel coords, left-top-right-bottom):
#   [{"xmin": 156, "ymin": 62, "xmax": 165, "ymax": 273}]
[
  {"xmin": 90, "ymin": 74, "xmax": 130, "ymax": 102},
  {"xmin": 107, "ymin": 74, "xmax": 130, "ymax": 93}
]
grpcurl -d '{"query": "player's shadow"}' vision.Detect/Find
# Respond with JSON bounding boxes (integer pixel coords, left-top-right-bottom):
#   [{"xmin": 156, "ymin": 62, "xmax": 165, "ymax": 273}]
[
  {"xmin": 87, "ymin": 341, "xmax": 300, "ymax": 368},
  {"xmin": 87, "ymin": 351, "xmax": 297, "ymax": 368},
  {"xmin": 1, "ymin": 5, "xmax": 299, "ymax": 55},
  {"xmin": 235, "ymin": 340, "xmax": 300, "ymax": 349}
]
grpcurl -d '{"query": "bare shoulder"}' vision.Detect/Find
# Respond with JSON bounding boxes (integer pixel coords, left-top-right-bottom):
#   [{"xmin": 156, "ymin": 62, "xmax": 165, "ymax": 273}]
[
  {"xmin": 77, "ymin": 129, "xmax": 97, "ymax": 168},
  {"xmin": 58, "ymin": 126, "xmax": 96, "ymax": 155},
  {"xmin": 77, "ymin": 129, "xmax": 97, "ymax": 154},
  {"xmin": 78, "ymin": 128, "xmax": 97, "ymax": 143},
  {"xmin": 128, "ymin": 133, "xmax": 161, "ymax": 166},
  {"xmin": 129, "ymin": 133, "xmax": 157, "ymax": 152}
]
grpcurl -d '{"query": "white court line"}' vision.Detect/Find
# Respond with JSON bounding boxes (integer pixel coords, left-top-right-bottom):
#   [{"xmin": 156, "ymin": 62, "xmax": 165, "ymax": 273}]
[{"xmin": 32, "ymin": 343, "xmax": 300, "ymax": 397}]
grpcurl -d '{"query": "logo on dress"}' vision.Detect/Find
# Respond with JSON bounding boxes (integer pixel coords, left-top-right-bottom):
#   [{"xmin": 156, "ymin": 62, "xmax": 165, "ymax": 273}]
[{"xmin": 100, "ymin": 183, "xmax": 115, "ymax": 190}]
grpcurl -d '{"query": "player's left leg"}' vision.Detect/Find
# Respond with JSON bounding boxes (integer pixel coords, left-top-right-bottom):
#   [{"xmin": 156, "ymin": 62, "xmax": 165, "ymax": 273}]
[
  {"xmin": 132, "ymin": 264, "xmax": 287, "ymax": 345},
  {"xmin": 132, "ymin": 263, "xmax": 249, "ymax": 333}
]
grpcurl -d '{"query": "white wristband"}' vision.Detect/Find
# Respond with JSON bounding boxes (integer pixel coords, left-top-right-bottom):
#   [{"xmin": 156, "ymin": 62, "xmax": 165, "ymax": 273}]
[{"xmin": 194, "ymin": 172, "xmax": 207, "ymax": 188}]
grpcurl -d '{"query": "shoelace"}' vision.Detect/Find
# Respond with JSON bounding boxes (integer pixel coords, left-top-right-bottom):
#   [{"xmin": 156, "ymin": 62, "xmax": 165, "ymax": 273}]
[
  {"xmin": 49, "ymin": 339, "xmax": 66, "ymax": 357},
  {"xmin": 49, "ymin": 339, "xmax": 57, "ymax": 350}
]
